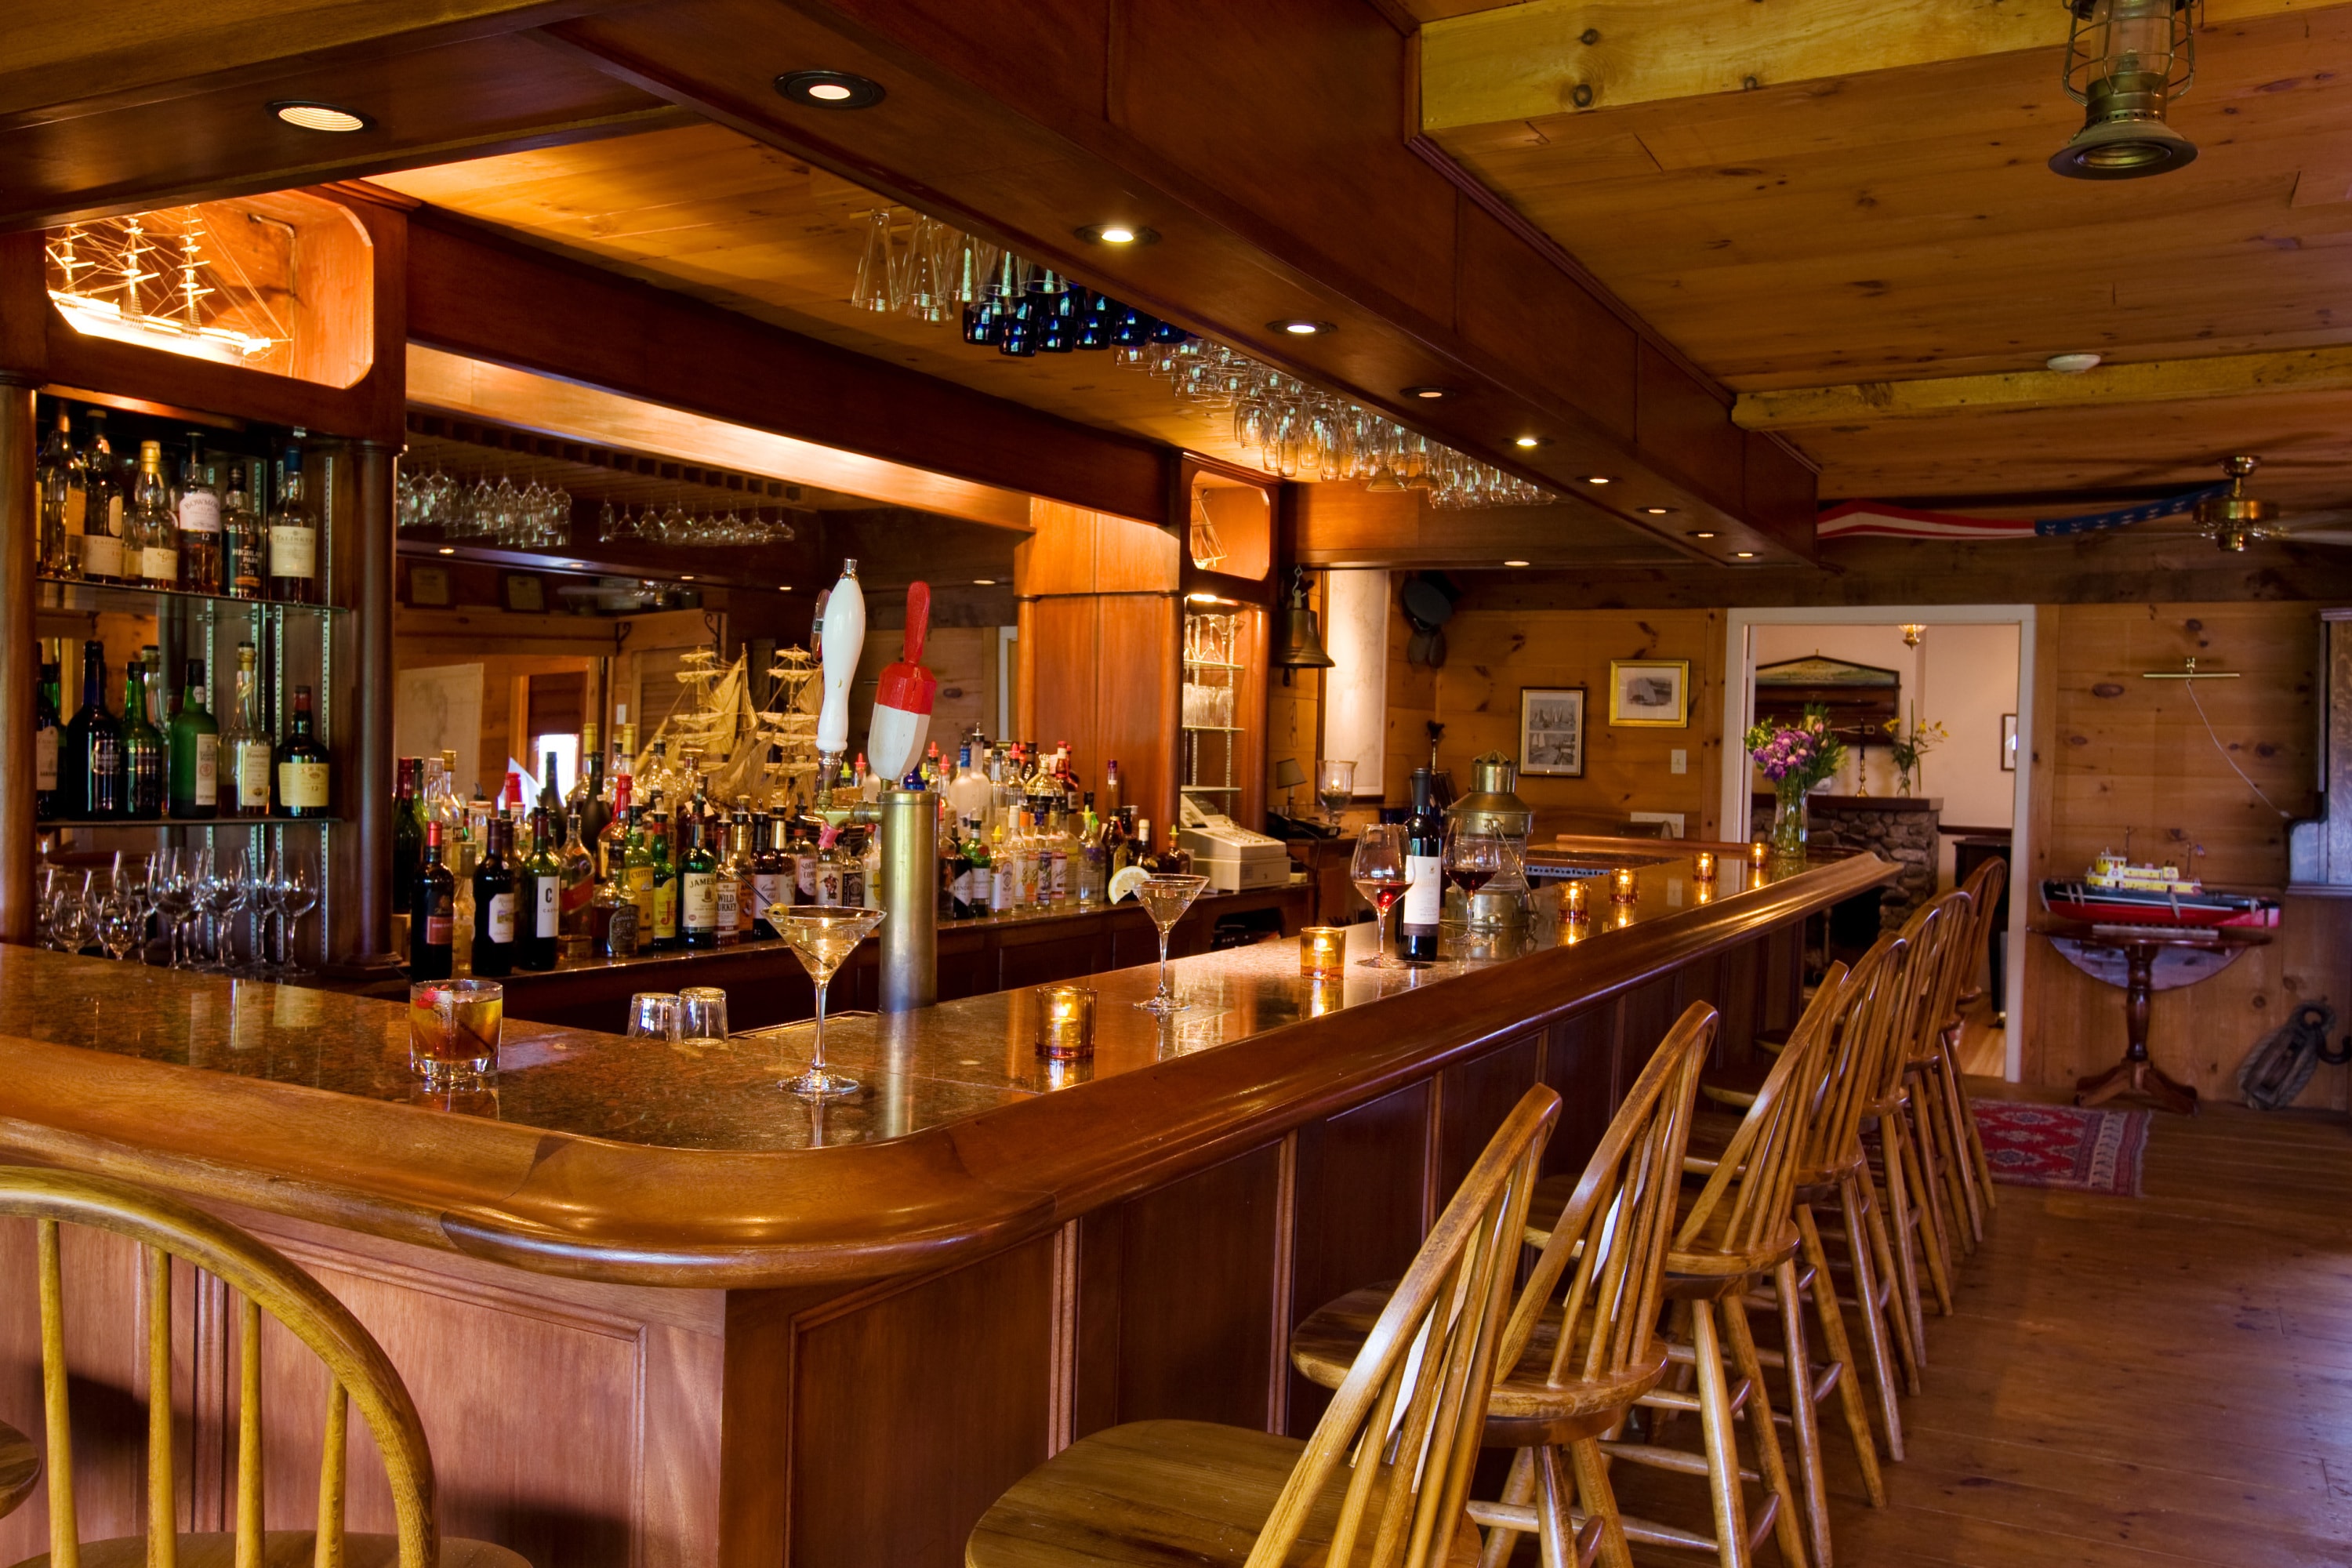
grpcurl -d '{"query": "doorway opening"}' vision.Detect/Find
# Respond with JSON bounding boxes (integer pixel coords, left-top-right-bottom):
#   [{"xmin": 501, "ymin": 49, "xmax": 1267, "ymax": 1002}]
[{"xmin": 1721, "ymin": 606, "xmax": 2036, "ymax": 1080}]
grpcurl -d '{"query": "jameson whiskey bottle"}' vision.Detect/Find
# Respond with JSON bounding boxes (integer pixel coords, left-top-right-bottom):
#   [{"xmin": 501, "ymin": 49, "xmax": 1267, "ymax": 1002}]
[{"xmin": 680, "ymin": 813, "xmax": 719, "ymax": 949}]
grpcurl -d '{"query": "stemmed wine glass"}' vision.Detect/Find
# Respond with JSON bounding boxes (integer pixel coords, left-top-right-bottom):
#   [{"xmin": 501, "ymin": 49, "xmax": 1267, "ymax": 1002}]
[
  {"xmin": 273, "ymin": 850, "xmax": 320, "ymax": 977},
  {"xmin": 152, "ymin": 849, "xmax": 197, "ymax": 968},
  {"xmin": 1446, "ymin": 825, "xmax": 1504, "ymax": 906},
  {"xmin": 1350, "ymin": 824, "xmax": 1410, "ymax": 969},
  {"xmin": 45, "ymin": 872, "xmax": 94, "ymax": 955},
  {"xmin": 779, "ymin": 906, "xmax": 886, "ymax": 1098},
  {"xmin": 1314, "ymin": 759, "xmax": 1356, "ymax": 830},
  {"xmin": 94, "ymin": 872, "xmax": 147, "ymax": 962},
  {"xmin": 1134, "ymin": 873, "xmax": 1210, "ymax": 1015},
  {"xmin": 196, "ymin": 847, "xmax": 246, "ymax": 975}
]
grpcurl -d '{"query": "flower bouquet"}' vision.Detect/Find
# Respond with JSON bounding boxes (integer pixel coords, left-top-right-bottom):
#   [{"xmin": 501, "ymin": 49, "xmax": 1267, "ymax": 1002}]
[
  {"xmin": 1744, "ymin": 705, "xmax": 1848, "ymax": 858},
  {"xmin": 1882, "ymin": 706, "xmax": 1947, "ymax": 797}
]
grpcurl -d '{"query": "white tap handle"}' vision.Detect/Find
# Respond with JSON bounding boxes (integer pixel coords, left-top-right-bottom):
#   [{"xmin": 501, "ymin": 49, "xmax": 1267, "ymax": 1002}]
[{"xmin": 816, "ymin": 561, "xmax": 866, "ymax": 757}]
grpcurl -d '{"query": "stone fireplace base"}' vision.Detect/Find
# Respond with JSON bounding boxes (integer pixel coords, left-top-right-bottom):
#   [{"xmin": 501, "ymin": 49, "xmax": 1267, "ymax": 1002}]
[{"xmin": 1752, "ymin": 793, "xmax": 1942, "ymax": 932}]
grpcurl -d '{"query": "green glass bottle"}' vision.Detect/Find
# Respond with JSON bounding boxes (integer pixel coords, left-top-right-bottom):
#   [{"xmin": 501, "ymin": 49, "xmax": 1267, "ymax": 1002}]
[
  {"xmin": 120, "ymin": 655, "xmax": 165, "ymax": 819},
  {"xmin": 517, "ymin": 804, "xmax": 562, "ymax": 972},
  {"xmin": 680, "ymin": 811, "xmax": 718, "ymax": 949},
  {"xmin": 166, "ymin": 659, "xmax": 219, "ymax": 819},
  {"xmin": 648, "ymin": 811, "xmax": 678, "ymax": 949}
]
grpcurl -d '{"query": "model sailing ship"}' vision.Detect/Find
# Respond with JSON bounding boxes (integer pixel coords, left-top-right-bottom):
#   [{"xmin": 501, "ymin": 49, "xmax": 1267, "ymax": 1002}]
[{"xmin": 2039, "ymin": 839, "xmax": 2279, "ymax": 930}]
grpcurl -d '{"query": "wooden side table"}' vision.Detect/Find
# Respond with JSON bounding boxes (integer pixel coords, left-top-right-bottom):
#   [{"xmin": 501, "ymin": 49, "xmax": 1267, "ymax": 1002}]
[{"xmin": 2038, "ymin": 920, "xmax": 2273, "ymax": 1114}]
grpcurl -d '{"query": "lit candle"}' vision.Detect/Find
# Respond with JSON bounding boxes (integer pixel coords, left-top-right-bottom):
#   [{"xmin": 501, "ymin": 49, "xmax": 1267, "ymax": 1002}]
[
  {"xmin": 1561, "ymin": 880, "xmax": 1590, "ymax": 924},
  {"xmin": 1748, "ymin": 839, "xmax": 1769, "ymax": 866},
  {"xmin": 1300, "ymin": 926, "xmax": 1348, "ymax": 979},
  {"xmin": 1693, "ymin": 850, "xmax": 1717, "ymax": 883},
  {"xmin": 1034, "ymin": 985, "xmax": 1097, "ymax": 1059},
  {"xmin": 1611, "ymin": 866, "xmax": 1639, "ymax": 905}
]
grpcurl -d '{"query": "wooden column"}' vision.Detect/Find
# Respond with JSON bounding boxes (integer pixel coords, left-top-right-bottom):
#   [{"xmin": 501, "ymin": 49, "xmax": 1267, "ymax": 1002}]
[
  {"xmin": 0, "ymin": 375, "xmax": 33, "ymax": 945},
  {"xmin": 329, "ymin": 438, "xmax": 399, "ymax": 968}
]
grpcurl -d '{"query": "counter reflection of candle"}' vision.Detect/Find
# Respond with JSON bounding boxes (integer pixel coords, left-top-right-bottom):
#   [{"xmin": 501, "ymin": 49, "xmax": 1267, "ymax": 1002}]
[
  {"xmin": 1613, "ymin": 904, "xmax": 1639, "ymax": 931},
  {"xmin": 1300, "ymin": 926, "xmax": 1348, "ymax": 980},
  {"xmin": 1034, "ymin": 985, "xmax": 1096, "ymax": 1059},
  {"xmin": 1748, "ymin": 839, "xmax": 1769, "ymax": 866},
  {"xmin": 1306, "ymin": 976, "xmax": 1342, "ymax": 1018},
  {"xmin": 1561, "ymin": 880, "xmax": 1590, "ymax": 923},
  {"xmin": 1693, "ymin": 850, "xmax": 1717, "ymax": 882},
  {"xmin": 1693, "ymin": 878, "xmax": 1715, "ymax": 905},
  {"xmin": 1611, "ymin": 866, "xmax": 1639, "ymax": 905}
]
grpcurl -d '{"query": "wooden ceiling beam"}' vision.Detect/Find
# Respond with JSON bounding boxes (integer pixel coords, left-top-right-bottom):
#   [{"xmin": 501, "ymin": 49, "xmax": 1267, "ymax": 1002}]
[
  {"xmin": 1736, "ymin": 343, "xmax": 2352, "ymax": 430},
  {"xmin": 1419, "ymin": 0, "xmax": 2343, "ymax": 131}
]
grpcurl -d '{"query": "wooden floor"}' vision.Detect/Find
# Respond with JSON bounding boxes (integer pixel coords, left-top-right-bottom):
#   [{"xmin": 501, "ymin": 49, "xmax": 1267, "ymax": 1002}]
[{"xmin": 1598, "ymin": 1081, "xmax": 2352, "ymax": 1566}]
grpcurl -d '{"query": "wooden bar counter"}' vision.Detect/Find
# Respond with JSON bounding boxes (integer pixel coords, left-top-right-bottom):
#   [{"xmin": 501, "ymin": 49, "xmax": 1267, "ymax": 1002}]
[{"xmin": 0, "ymin": 848, "xmax": 1887, "ymax": 1568}]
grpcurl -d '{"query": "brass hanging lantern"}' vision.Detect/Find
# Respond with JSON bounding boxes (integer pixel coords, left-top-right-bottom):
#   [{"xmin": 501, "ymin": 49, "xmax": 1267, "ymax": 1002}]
[
  {"xmin": 2194, "ymin": 455, "xmax": 2285, "ymax": 552},
  {"xmin": 2049, "ymin": 0, "xmax": 2201, "ymax": 180},
  {"xmin": 1272, "ymin": 567, "xmax": 1335, "ymax": 684}
]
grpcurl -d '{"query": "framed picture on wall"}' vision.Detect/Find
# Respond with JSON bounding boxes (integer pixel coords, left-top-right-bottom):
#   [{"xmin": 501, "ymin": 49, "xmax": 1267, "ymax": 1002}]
[
  {"xmin": 1519, "ymin": 687, "xmax": 1587, "ymax": 777},
  {"xmin": 2002, "ymin": 713, "xmax": 2019, "ymax": 771},
  {"xmin": 503, "ymin": 572, "xmax": 546, "ymax": 614},
  {"xmin": 407, "ymin": 564, "xmax": 452, "ymax": 608},
  {"xmin": 1608, "ymin": 659, "xmax": 1690, "ymax": 728}
]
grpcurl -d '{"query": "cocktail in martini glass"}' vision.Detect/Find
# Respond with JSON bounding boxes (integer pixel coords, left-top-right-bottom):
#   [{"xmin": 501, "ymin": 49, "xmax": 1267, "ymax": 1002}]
[
  {"xmin": 779, "ymin": 905, "xmax": 885, "ymax": 1097},
  {"xmin": 1133, "ymin": 873, "xmax": 1209, "ymax": 1016}
]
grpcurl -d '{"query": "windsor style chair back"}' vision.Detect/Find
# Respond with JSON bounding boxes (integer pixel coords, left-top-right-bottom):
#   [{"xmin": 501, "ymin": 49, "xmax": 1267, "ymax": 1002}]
[{"xmin": 0, "ymin": 1165, "xmax": 528, "ymax": 1568}]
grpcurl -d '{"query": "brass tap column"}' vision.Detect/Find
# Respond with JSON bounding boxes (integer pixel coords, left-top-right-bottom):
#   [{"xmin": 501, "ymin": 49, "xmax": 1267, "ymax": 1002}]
[{"xmin": 876, "ymin": 787, "xmax": 938, "ymax": 1012}]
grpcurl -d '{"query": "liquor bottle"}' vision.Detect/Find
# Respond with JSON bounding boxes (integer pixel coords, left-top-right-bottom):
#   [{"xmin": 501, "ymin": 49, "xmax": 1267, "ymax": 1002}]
[
  {"xmin": 572, "ymin": 722, "xmax": 610, "ymax": 848},
  {"xmin": 1397, "ymin": 767, "xmax": 1445, "ymax": 965},
  {"xmin": 715, "ymin": 809, "xmax": 746, "ymax": 947},
  {"xmin": 270, "ymin": 442, "xmax": 318, "ymax": 604},
  {"xmin": 680, "ymin": 813, "xmax": 718, "ymax": 949},
  {"xmin": 74, "ymin": 412, "xmax": 123, "ymax": 584},
  {"xmin": 277, "ymin": 685, "xmax": 329, "ymax": 818},
  {"xmin": 392, "ymin": 759, "xmax": 423, "ymax": 914},
  {"xmin": 649, "ymin": 813, "xmax": 679, "ymax": 949},
  {"xmin": 120, "ymin": 655, "xmax": 165, "ymax": 819},
  {"xmin": 221, "ymin": 642, "xmax": 273, "ymax": 818},
  {"xmin": 558, "ymin": 810, "xmax": 597, "ymax": 961},
  {"xmin": 131, "ymin": 442, "xmax": 179, "ymax": 590},
  {"xmin": 37, "ymin": 408, "xmax": 75, "ymax": 579},
  {"xmin": 471, "ymin": 818, "xmax": 517, "ymax": 978},
  {"xmin": 517, "ymin": 806, "xmax": 562, "ymax": 972},
  {"xmin": 59, "ymin": 639, "xmax": 122, "ymax": 819},
  {"xmin": 1102, "ymin": 758, "xmax": 1125, "ymax": 820},
  {"xmin": 744, "ymin": 814, "xmax": 782, "ymax": 936},
  {"xmin": 599, "ymin": 775, "xmax": 634, "ymax": 884},
  {"xmin": 221, "ymin": 461, "xmax": 263, "ymax": 599},
  {"xmin": 34, "ymin": 644, "xmax": 60, "ymax": 821},
  {"xmin": 166, "ymin": 659, "xmax": 219, "ymax": 820},
  {"xmin": 411, "ymin": 822, "xmax": 456, "ymax": 980},
  {"xmin": 176, "ymin": 441, "xmax": 222, "ymax": 593}
]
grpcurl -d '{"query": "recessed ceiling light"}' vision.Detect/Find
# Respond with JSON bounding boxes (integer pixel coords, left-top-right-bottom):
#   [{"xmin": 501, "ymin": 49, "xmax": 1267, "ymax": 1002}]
[
  {"xmin": 1503, "ymin": 559, "xmax": 1530, "ymax": 568},
  {"xmin": 1513, "ymin": 435, "xmax": 1551, "ymax": 449},
  {"xmin": 1584, "ymin": 475, "xmax": 1612, "ymax": 485},
  {"xmin": 436, "ymin": 546, "xmax": 455, "ymax": 556},
  {"xmin": 1642, "ymin": 506, "xmax": 1676, "ymax": 516},
  {"xmin": 680, "ymin": 575, "xmax": 695, "ymax": 582},
  {"xmin": 2046, "ymin": 351, "xmax": 2103, "ymax": 373},
  {"xmin": 270, "ymin": 101, "xmax": 372, "ymax": 133},
  {"xmin": 1077, "ymin": 223, "xmax": 1159, "ymax": 246},
  {"xmin": 1403, "ymin": 385, "xmax": 1452, "ymax": 400},
  {"xmin": 1271, "ymin": 318, "xmax": 1334, "ymax": 336},
  {"xmin": 779, "ymin": 585, "xmax": 793, "ymax": 592},
  {"xmin": 1690, "ymin": 531, "xmax": 1718, "ymax": 539},
  {"xmin": 973, "ymin": 578, "xmax": 997, "ymax": 586},
  {"xmin": 775, "ymin": 69, "xmax": 887, "ymax": 109},
  {"xmin": 1735, "ymin": 550, "xmax": 1756, "ymax": 559}
]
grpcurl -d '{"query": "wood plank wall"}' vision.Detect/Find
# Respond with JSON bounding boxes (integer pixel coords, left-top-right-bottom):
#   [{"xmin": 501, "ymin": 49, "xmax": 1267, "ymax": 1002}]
[
  {"xmin": 2023, "ymin": 601, "xmax": 2351, "ymax": 1110},
  {"xmin": 1384, "ymin": 604, "xmax": 1727, "ymax": 836}
]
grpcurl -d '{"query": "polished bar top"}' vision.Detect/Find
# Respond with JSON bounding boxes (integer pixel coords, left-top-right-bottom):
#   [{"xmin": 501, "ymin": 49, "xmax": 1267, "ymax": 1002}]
[{"xmin": 0, "ymin": 849, "xmax": 1889, "ymax": 1287}]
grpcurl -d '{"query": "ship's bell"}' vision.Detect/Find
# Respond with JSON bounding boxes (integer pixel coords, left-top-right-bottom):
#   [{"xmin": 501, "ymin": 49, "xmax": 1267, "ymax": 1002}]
[{"xmin": 1272, "ymin": 569, "xmax": 1334, "ymax": 681}]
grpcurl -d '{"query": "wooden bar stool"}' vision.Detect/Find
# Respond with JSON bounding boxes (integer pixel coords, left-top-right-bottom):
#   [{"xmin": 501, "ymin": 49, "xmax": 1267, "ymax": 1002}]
[
  {"xmin": 0, "ymin": 1424, "xmax": 34, "ymax": 1522},
  {"xmin": 0, "ymin": 1166, "xmax": 531, "ymax": 1568},
  {"xmin": 1903, "ymin": 890, "xmax": 1987, "ymax": 1258},
  {"xmin": 1548, "ymin": 980, "xmax": 1856, "ymax": 1568},
  {"xmin": 1949, "ymin": 858, "xmax": 2006, "ymax": 1208},
  {"xmin": 1287, "ymin": 1004, "xmax": 1715, "ymax": 1568},
  {"xmin": 966, "ymin": 1085, "xmax": 1559, "ymax": 1568},
  {"xmin": 1870, "ymin": 897, "xmax": 1972, "ymax": 1344}
]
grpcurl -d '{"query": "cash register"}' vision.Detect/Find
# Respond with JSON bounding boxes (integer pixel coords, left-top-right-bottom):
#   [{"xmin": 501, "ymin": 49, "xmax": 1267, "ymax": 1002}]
[{"xmin": 1178, "ymin": 796, "xmax": 1295, "ymax": 891}]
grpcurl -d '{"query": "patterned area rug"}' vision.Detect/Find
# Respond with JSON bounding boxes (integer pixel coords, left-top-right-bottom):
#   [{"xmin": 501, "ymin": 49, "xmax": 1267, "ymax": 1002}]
[{"xmin": 1973, "ymin": 1102, "xmax": 2151, "ymax": 1196}]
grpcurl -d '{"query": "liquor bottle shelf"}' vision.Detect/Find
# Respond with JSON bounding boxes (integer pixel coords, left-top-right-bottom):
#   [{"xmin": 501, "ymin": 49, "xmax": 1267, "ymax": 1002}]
[
  {"xmin": 37, "ymin": 578, "xmax": 344, "ymax": 618},
  {"xmin": 1181, "ymin": 724, "xmax": 1246, "ymax": 734},
  {"xmin": 42, "ymin": 816, "xmax": 345, "ymax": 829},
  {"xmin": 1181, "ymin": 658, "xmax": 1245, "ymax": 671}
]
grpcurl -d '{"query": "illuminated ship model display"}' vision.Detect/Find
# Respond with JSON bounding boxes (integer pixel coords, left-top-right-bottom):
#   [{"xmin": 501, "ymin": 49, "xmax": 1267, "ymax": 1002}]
[{"xmin": 2040, "ymin": 848, "xmax": 2280, "ymax": 930}]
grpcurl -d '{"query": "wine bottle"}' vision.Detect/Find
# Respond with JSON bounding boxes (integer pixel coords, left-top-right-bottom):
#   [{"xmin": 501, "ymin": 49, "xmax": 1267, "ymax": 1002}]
[
  {"xmin": 269, "ymin": 442, "xmax": 318, "ymax": 604},
  {"xmin": 277, "ymin": 684, "xmax": 329, "ymax": 818},
  {"xmin": 167, "ymin": 659, "xmax": 219, "ymax": 820},
  {"xmin": 392, "ymin": 759, "xmax": 423, "ymax": 916},
  {"xmin": 517, "ymin": 804, "xmax": 562, "ymax": 972},
  {"xmin": 1397, "ymin": 767, "xmax": 1445, "ymax": 964},
  {"xmin": 120, "ymin": 655, "xmax": 165, "ymax": 819},
  {"xmin": 411, "ymin": 821, "xmax": 456, "ymax": 980},
  {"xmin": 59, "ymin": 639, "xmax": 122, "ymax": 820},
  {"xmin": 680, "ymin": 813, "xmax": 718, "ymax": 949},
  {"xmin": 34, "ymin": 644, "xmax": 60, "ymax": 821},
  {"xmin": 221, "ymin": 641, "xmax": 272, "ymax": 818},
  {"xmin": 471, "ymin": 817, "xmax": 517, "ymax": 978}
]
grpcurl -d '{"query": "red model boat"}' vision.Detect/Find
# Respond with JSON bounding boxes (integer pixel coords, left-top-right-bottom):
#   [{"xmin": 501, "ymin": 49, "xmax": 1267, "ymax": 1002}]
[{"xmin": 2038, "ymin": 879, "xmax": 2278, "ymax": 930}]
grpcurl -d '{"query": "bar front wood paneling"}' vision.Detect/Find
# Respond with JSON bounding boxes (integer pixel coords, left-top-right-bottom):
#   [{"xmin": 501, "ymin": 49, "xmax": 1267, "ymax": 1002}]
[{"xmin": 0, "ymin": 851, "xmax": 1889, "ymax": 1568}]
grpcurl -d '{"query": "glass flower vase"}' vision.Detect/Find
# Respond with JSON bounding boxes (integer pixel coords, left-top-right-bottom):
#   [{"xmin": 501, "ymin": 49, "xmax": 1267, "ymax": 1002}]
[{"xmin": 1769, "ymin": 781, "xmax": 1810, "ymax": 859}]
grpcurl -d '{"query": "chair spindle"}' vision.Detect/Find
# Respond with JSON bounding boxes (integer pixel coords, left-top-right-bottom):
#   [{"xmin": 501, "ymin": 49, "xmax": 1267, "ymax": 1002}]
[
  {"xmin": 235, "ymin": 1297, "xmax": 263, "ymax": 1568},
  {"xmin": 146, "ymin": 1246, "xmax": 176, "ymax": 1568},
  {"xmin": 39, "ymin": 1219, "xmax": 79, "ymax": 1568}
]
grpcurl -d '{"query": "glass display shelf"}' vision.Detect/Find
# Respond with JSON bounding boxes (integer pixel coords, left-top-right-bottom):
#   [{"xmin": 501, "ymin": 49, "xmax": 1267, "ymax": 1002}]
[
  {"xmin": 42, "ymin": 815, "xmax": 345, "ymax": 829},
  {"xmin": 37, "ymin": 578, "xmax": 345, "ymax": 618},
  {"xmin": 1181, "ymin": 724, "xmax": 1246, "ymax": 733},
  {"xmin": 1180, "ymin": 785, "xmax": 1241, "ymax": 793},
  {"xmin": 1182, "ymin": 658, "xmax": 1245, "ymax": 671}
]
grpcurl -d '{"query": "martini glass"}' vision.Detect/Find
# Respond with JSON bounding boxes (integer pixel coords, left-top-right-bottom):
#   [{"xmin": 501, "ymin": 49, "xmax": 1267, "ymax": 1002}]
[
  {"xmin": 1134, "ymin": 874, "xmax": 1210, "ymax": 1016},
  {"xmin": 780, "ymin": 906, "xmax": 885, "ymax": 1097}
]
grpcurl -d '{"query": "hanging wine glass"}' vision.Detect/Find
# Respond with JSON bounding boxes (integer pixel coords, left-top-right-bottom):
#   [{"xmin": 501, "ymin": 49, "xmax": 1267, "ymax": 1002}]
[{"xmin": 850, "ymin": 209, "xmax": 902, "ymax": 313}]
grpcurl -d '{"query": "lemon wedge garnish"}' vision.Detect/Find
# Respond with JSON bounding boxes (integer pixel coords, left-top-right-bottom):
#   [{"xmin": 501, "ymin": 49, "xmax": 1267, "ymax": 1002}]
[{"xmin": 1108, "ymin": 866, "xmax": 1152, "ymax": 905}]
